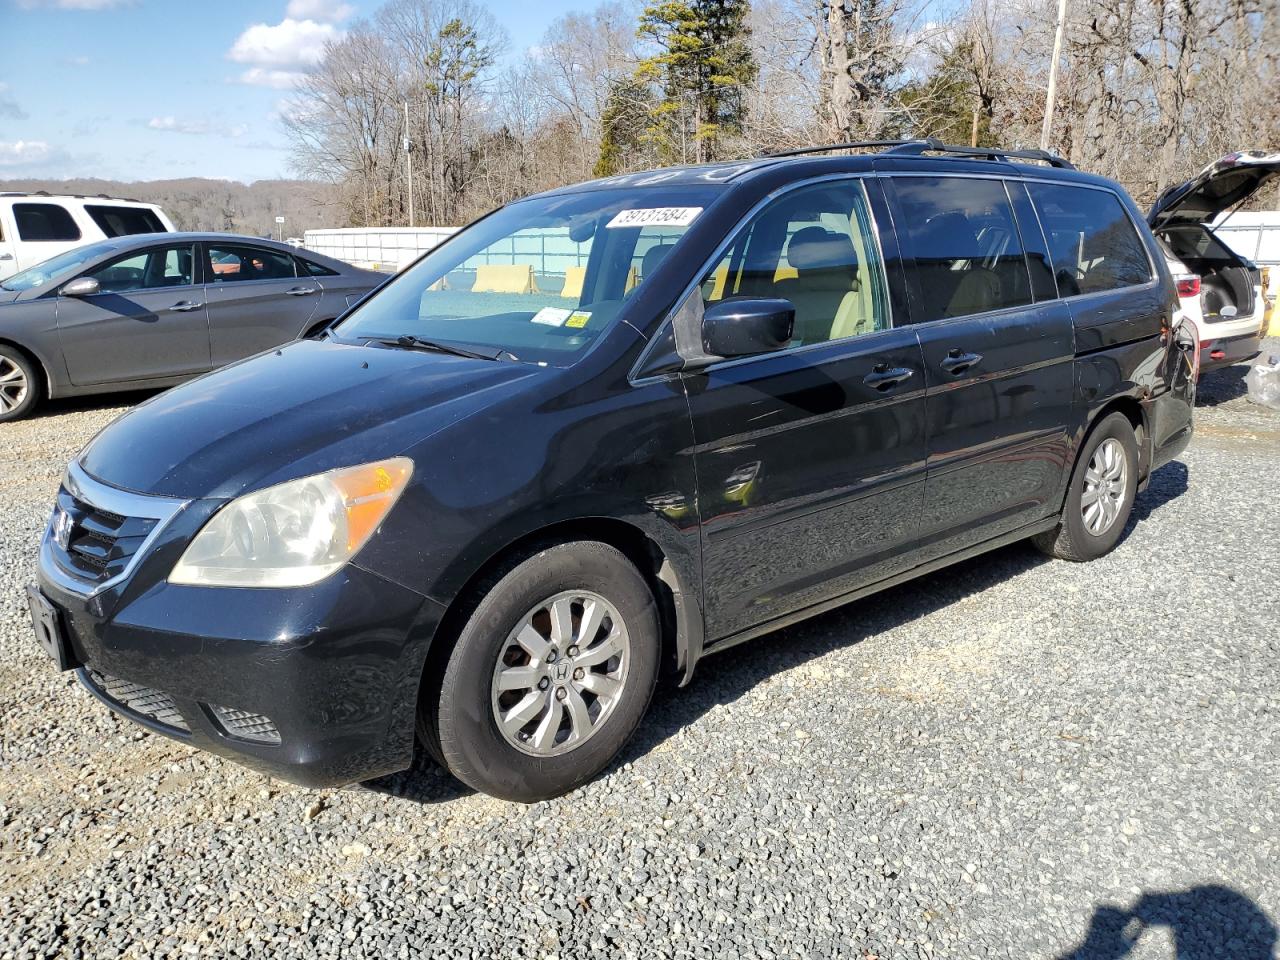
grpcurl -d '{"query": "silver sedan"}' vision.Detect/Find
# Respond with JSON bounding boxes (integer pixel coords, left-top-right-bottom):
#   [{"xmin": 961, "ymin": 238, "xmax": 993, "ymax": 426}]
[{"xmin": 0, "ymin": 232, "xmax": 385, "ymax": 421}]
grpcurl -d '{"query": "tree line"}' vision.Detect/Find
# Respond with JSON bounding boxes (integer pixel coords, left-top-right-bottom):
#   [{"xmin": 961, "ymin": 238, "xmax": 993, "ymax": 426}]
[
  {"xmin": 285, "ymin": 0, "xmax": 1278, "ymax": 229},
  {"xmin": 0, "ymin": 176, "xmax": 340, "ymax": 238}
]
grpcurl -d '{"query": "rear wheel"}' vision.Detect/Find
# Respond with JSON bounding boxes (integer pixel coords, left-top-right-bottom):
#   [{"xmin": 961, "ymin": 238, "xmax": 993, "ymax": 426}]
[
  {"xmin": 1034, "ymin": 412, "xmax": 1139, "ymax": 561},
  {"xmin": 421, "ymin": 541, "xmax": 659, "ymax": 802},
  {"xmin": 0, "ymin": 346, "xmax": 40, "ymax": 422}
]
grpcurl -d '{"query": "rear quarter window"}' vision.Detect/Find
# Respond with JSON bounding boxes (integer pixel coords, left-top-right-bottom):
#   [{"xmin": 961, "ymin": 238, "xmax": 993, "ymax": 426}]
[
  {"xmin": 1028, "ymin": 183, "xmax": 1152, "ymax": 296},
  {"xmin": 85, "ymin": 205, "xmax": 166, "ymax": 237},
  {"xmin": 298, "ymin": 257, "xmax": 339, "ymax": 277},
  {"xmin": 14, "ymin": 203, "xmax": 82, "ymax": 242}
]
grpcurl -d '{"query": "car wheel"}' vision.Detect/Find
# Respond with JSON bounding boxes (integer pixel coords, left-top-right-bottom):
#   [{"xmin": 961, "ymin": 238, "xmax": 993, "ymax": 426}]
[
  {"xmin": 1033, "ymin": 412, "xmax": 1139, "ymax": 562},
  {"xmin": 422, "ymin": 541, "xmax": 659, "ymax": 802},
  {"xmin": 0, "ymin": 346, "xmax": 40, "ymax": 422}
]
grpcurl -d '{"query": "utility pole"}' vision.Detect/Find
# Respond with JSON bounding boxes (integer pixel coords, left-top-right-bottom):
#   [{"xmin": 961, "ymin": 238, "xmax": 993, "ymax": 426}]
[
  {"xmin": 1040, "ymin": 0, "xmax": 1068, "ymax": 152},
  {"xmin": 404, "ymin": 100, "xmax": 415, "ymax": 228}
]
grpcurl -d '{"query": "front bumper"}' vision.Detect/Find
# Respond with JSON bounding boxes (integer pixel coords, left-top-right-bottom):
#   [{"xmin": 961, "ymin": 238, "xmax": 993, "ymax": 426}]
[{"xmin": 35, "ymin": 481, "xmax": 443, "ymax": 788}]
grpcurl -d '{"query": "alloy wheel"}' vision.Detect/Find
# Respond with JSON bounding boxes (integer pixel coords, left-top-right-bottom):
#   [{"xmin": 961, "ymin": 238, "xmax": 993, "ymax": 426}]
[
  {"xmin": 0, "ymin": 357, "xmax": 28, "ymax": 414},
  {"xmin": 1081, "ymin": 437, "xmax": 1128, "ymax": 536},
  {"xmin": 490, "ymin": 590, "xmax": 630, "ymax": 757}
]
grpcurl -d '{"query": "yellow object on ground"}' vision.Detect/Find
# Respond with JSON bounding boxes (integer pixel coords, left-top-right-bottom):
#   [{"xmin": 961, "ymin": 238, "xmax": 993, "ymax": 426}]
[
  {"xmin": 473, "ymin": 264, "xmax": 540, "ymax": 294},
  {"xmin": 1261, "ymin": 267, "xmax": 1279, "ymax": 337},
  {"xmin": 561, "ymin": 266, "xmax": 586, "ymax": 300},
  {"xmin": 623, "ymin": 264, "xmax": 640, "ymax": 294}
]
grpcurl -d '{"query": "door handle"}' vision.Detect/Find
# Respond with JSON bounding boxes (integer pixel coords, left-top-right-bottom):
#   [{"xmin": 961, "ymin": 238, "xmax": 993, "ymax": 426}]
[
  {"xmin": 940, "ymin": 349, "xmax": 983, "ymax": 375},
  {"xmin": 285, "ymin": 286, "xmax": 316, "ymax": 296},
  {"xmin": 862, "ymin": 365, "xmax": 915, "ymax": 391},
  {"xmin": 168, "ymin": 301, "xmax": 203, "ymax": 312},
  {"xmin": 0, "ymin": 252, "xmax": 13, "ymax": 261}
]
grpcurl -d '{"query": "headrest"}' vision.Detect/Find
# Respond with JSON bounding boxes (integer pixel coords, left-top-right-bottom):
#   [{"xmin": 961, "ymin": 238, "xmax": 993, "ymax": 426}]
[
  {"xmin": 785, "ymin": 227, "xmax": 857, "ymax": 272},
  {"xmin": 916, "ymin": 211, "xmax": 978, "ymax": 259},
  {"xmin": 641, "ymin": 244, "xmax": 673, "ymax": 277}
]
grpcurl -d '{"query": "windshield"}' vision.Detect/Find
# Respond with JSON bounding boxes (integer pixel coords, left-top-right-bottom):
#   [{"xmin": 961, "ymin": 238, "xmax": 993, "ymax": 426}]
[
  {"xmin": 334, "ymin": 185, "xmax": 723, "ymax": 364},
  {"xmin": 1, "ymin": 239, "xmax": 124, "ymax": 291}
]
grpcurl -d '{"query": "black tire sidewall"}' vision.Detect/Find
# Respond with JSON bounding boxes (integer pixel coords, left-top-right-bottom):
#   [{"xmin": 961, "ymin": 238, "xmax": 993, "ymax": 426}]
[
  {"xmin": 1061, "ymin": 413, "xmax": 1139, "ymax": 560},
  {"xmin": 435, "ymin": 542, "xmax": 659, "ymax": 802},
  {"xmin": 0, "ymin": 346, "xmax": 39, "ymax": 422}
]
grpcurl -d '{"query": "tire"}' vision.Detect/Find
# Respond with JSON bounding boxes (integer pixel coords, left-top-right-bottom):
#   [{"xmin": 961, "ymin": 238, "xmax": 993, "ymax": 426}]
[
  {"xmin": 421, "ymin": 541, "xmax": 659, "ymax": 802},
  {"xmin": 0, "ymin": 345, "xmax": 40, "ymax": 422},
  {"xmin": 1033, "ymin": 412, "xmax": 1139, "ymax": 562}
]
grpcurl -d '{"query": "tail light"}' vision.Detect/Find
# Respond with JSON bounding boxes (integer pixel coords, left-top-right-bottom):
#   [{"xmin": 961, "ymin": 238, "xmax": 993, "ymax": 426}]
[{"xmin": 1175, "ymin": 275, "xmax": 1201, "ymax": 298}]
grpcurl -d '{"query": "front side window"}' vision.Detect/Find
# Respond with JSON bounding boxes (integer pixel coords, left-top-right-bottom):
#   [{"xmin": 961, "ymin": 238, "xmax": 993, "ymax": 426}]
[
  {"xmin": 1028, "ymin": 183, "xmax": 1153, "ymax": 296},
  {"xmin": 335, "ymin": 185, "xmax": 723, "ymax": 365},
  {"xmin": 86, "ymin": 244, "xmax": 196, "ymax": 293},
  {"xmin": 699, "ymin": 179, "xmax": 889, "ymax": 347},
  {"xmin": 893, "ymin": 177, "xmax": 1032, "ymax": 322},
  {"xmin": 84, "ymin": 205, "xmax": 166, "ymax": 238},
  {"xmin": 14, "ymin": 203, "xmax": 82, "ymax": 242}
]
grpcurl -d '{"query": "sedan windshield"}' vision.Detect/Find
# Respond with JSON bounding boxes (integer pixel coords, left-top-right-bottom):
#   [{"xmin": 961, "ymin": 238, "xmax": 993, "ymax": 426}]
[
  {"xmin": 334, "ymin": 185, "xmax": 723, "ymax": 364},
  {"xmin": 0, "ymin": 239, "xmax": 125, "ymax": 291}
]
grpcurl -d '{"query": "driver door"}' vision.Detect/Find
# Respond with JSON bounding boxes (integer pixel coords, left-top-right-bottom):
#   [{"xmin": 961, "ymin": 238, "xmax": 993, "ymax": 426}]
[
  {"xmin": 56, "ymin": 242, "xmax": 210, "ymax": 385},
  {"xmin": 683, "ymin": 177, "xmax": 929, "ymax": 640}
]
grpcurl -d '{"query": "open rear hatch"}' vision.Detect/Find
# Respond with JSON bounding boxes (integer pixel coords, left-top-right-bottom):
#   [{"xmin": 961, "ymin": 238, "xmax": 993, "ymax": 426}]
[{"xmin": 1150, "ymin": 151, "xmax": 1280, "ymax": 322}]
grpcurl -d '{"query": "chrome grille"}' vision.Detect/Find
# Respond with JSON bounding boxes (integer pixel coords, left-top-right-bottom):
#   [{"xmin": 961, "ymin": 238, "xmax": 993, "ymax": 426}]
[
  {"xmin": 210, "ymin": 705, "xmax": 281, "ymax": 744},
  {"xmin": 52, "ymin": 489, "xmax": 159, "ymax": 584},
  {"xmin": 85, "ymin": 669, "xmax": 189, "ymax": 732}
]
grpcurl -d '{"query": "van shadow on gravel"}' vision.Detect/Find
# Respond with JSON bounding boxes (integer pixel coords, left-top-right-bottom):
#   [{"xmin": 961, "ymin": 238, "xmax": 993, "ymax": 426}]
[
  {"xmin": 1056, "ymin": 885, "xmax": 1277, "ymax": 960},
  {"xmin": 366, "ymin": 458, "xmax": 1190, "ymax": 807}
]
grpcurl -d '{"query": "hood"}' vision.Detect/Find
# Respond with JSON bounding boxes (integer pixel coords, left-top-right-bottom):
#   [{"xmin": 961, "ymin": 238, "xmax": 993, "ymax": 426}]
[
  {"xmin": 78, "ymin": 338, "xmax": 538, "ymax": 500},
  {"xmin": 1149, "ymin": 150, "xmax": 1280, "ymax": 228}
]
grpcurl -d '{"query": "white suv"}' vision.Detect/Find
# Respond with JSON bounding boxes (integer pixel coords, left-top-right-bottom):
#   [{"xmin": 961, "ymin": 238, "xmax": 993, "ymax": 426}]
[
  {"xmin": 1148, "ymin": 151, "xmax": 1279, "ymax": 375},
  {"xmin": 0, "ymin": 194, "xmax": 174, "ymax": 280}
]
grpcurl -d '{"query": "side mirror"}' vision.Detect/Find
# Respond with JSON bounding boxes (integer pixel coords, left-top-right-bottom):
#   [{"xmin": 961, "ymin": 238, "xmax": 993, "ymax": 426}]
[
  {"xmin": 701, "ymin": 298, "xmax": 794, "ymax": 360},
  {"xmin": 61, "ymin": 277, "xmax": 101, "ymax": 298}
]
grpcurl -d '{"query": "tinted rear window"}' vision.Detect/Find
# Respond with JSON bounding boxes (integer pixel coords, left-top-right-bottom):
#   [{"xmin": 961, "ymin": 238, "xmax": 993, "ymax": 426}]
[
  {"xmin": 893, "ymin": 176, "xmax": 1033, "ymax": 322},
  {"xmin": 14, "ymin": 203, "xmax": 82, "ymax": 242},
  {"xmin": 1028, "ymin": 183, "xmax": 1152, "ymax": 296},
  {"xmin": 85, "ymin": 205, "xmax": 166, "ymax": 237}
]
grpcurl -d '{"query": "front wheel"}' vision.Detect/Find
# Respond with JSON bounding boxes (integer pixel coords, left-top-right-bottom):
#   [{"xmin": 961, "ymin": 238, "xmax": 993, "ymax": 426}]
[
  {"xmin": 421, "ymin": 541, "xmax": 659, "ymax": 802},
  {"xmin": 0, "ymin": 346, "xmax": 40, "ymax": 422},
  {"xmin": 1034, "ymin": 412, "xmax": 1139, "ymax": 562}
]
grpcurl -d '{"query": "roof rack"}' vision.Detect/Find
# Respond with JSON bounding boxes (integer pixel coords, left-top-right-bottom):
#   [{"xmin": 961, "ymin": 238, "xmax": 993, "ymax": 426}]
[{"xmin": 763, "ymin": 137, "xmax": 1075, "ymax": 169}]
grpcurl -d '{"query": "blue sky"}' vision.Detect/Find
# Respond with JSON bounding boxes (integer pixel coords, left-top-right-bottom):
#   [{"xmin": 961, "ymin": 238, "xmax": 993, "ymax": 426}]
[{"xmin": 0, "ymin": 0, "xmax": 592, "ymax": 183}]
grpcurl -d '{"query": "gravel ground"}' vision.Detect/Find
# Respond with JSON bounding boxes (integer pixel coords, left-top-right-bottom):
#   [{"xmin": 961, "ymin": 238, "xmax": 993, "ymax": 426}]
[{"xmin": 2, "ymin": 346, "xmax": 1278, "ymax": 960}]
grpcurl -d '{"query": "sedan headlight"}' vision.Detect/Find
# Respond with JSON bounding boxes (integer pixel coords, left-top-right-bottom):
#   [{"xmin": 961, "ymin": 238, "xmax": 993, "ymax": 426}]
[{"xmin": 170, "ymin": 458, "xmax": 413, "ymax": 588}]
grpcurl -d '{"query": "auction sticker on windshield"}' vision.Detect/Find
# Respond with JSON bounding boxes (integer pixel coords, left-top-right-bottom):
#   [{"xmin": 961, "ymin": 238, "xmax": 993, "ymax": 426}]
[
  {"xmin": 532, "ymin": 307, "xmax": 572, "ymax": 326},
  {"xmin": 606, "ymin": 207, "xmax": 702, "ymax": 229}
]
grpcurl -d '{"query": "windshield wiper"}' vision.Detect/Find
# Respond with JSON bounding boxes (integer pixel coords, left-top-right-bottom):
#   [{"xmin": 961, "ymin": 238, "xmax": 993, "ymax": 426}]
[{"xmin": 378, "ymin": 335, "xmax": 503, "ymax": 362}]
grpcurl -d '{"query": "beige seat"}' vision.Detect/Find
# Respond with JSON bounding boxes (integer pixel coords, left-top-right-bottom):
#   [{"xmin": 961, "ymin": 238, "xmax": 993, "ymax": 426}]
[{"xmin": 771, "ymin": 227, "xmax": 861, "ymax": 345}]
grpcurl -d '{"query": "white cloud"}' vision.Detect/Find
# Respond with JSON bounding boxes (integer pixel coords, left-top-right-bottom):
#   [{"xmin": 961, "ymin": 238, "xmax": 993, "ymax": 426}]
[
  {"xmin": 227, "ymin": 18, "xmax": 339, "ymax": 71},
  {"xmin": 147, "ymin": 117, "xmax": 248, "ymax": 138},
  {"xmin": 0, "ymin": 83, "xmax": 27, "ymax": 120},
  {"xmin": 235, "ymin": 67, "xmax": 307, "ymax": 90},
  {"xmin": 0, "ymin": 140, "xmax": 52, "ymax": 167},
  {"xmin": 65, "ymin": 55, "xmax": 91, "ymax": 66},
  {"xmin": 285, "ymin": 0, "xmax": 353, "ymax": 22}
]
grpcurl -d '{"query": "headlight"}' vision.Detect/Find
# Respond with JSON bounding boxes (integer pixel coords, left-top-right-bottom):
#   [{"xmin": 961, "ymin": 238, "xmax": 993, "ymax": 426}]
[{"xmin": 169, "ymin": 458, "xmax": 413, "ymax": 588}]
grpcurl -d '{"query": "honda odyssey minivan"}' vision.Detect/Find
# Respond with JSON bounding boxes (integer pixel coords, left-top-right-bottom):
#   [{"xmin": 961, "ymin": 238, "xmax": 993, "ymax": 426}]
[{"xmin": 30, "ymin": 140, "xmax": 1198, "ymax": 802}]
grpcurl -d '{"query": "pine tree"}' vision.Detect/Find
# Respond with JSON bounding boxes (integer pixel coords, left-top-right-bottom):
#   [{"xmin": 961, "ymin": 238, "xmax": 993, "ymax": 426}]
[{"xmin": 634, "ymin": 0, "xmax": 757, "ymax": 165}]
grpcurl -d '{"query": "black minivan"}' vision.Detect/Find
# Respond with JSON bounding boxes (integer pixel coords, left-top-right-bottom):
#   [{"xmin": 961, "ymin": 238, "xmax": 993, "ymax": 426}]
[{"xmin": 30, "ymin": 140, "xmax": 1197, "ymax": 801}]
